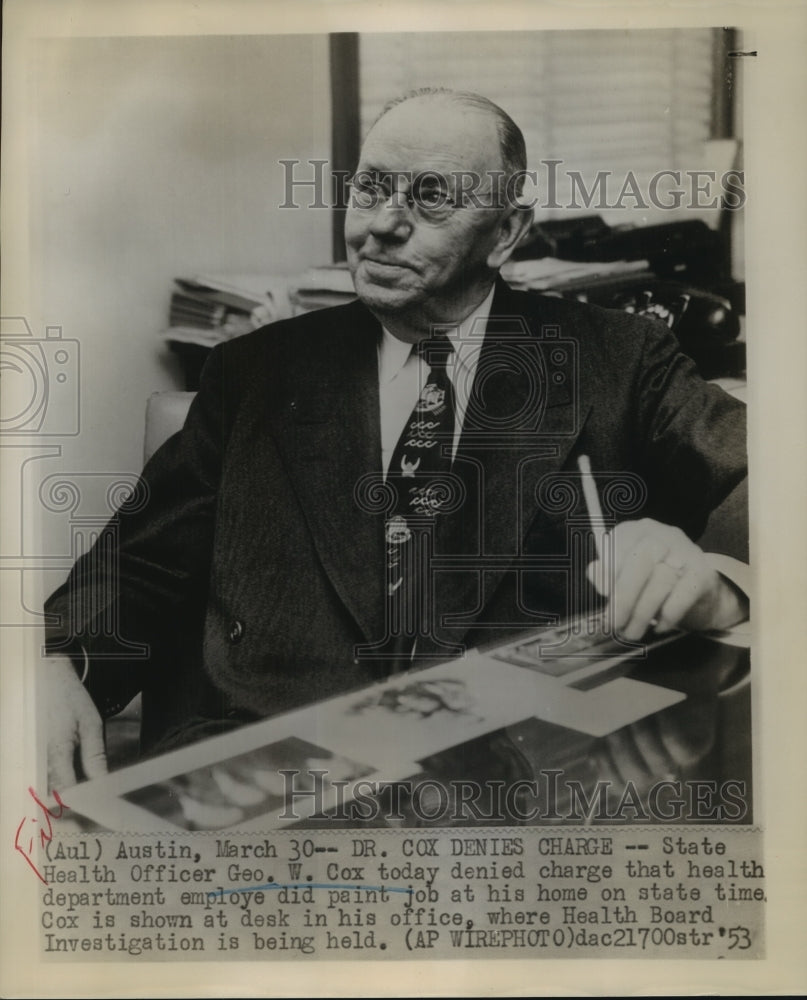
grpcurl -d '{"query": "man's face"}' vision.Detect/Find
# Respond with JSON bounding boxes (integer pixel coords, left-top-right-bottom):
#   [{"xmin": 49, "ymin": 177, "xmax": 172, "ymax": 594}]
[{"xmin": 345, "ymin": 97, "xmax": 511, "ymax": 338}]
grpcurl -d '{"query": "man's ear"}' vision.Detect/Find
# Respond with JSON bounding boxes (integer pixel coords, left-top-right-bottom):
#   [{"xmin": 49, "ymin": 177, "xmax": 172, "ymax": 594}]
[{"xmin": 486, "ymin": 205, "xmax": 533, "ymax": 270}]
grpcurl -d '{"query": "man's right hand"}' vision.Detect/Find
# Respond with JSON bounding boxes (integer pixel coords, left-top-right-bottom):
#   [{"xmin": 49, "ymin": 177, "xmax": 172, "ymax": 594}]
[{"xmin": 42, "ymin": 654, "xmax": 108, "ymax": 791}]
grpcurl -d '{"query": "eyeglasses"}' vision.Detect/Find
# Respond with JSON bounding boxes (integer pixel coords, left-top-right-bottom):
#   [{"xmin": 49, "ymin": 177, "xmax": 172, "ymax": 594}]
[{"xmin": 347, "ymin": 169, "xmax": 492, "ymax": 222}]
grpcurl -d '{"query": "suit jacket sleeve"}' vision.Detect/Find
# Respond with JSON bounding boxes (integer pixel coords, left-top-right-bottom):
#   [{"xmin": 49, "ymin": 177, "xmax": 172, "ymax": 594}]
[
  {"xmin": 629, "ymin": 315, "xmax": 748, "ymax": 561},
  {"xmin": 44, "ymin": 344, "xmax": 227, "ymax": 717}
]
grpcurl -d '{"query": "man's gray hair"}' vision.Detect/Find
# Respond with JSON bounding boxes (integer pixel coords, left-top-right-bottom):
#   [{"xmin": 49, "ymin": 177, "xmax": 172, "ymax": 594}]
[{"xmin": 374, "ymin": 87, "xmax": 528, "ymax": 199}]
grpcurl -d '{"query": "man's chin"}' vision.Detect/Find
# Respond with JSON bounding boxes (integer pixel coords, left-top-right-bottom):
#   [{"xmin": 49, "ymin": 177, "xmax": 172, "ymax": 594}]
[{"xmin": 352, "ymin": 273, "xmax": 420, "ymax": 314}]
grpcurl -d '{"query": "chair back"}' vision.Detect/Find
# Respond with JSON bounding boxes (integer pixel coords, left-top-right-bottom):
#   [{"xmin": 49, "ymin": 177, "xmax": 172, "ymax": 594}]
[{"xmin": 144, "ymin": 391, "xmax": 195, "ymax": 463}]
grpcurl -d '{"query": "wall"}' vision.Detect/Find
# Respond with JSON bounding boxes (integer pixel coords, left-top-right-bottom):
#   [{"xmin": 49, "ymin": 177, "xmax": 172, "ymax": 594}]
[
  {"xmin": 10, "ymin": 33, "xmax": 331, "ymax": 608},
  {"xmin": 28, "ymin": 33, "xmax": 331, "ymax": 472}
]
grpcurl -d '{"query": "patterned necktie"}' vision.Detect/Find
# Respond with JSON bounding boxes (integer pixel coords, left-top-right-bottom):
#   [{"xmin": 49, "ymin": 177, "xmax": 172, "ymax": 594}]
[{"xmin": 383, "ymin": 336, "xmax": 456, "ymax": 667}]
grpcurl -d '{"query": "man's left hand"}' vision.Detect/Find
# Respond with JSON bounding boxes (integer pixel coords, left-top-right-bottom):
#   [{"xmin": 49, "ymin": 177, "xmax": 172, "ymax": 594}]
[{"xmin": 586, "ymin": 518, "xmax": 748, "ymax": 640}]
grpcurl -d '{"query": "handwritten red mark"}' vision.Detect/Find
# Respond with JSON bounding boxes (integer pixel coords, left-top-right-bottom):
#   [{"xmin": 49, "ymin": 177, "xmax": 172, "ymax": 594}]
[{"xmin": 14, "ymin": 787, "xmax": 69, "ymax": 885}]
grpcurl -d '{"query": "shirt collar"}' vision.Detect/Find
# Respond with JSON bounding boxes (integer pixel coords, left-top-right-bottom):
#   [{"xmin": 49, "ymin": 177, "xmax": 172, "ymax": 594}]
[{"xmin": 377, "ymin": 285, "xmax": 496, "ymax": 385}]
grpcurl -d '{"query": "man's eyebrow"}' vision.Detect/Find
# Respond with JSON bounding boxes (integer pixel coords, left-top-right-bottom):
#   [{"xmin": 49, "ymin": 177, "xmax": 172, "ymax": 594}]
[
  {"xmin": 414, "ymin": 173, "xmax": 450, "ymax": 186},
  {"xmin": 354, "ymin": 165, "xmax": 413, "ymax": 179}
]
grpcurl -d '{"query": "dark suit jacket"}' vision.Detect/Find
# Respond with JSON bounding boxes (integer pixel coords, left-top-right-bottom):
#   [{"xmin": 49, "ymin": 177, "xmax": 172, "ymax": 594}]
[{"xmin": 45, "ymin": 280, "xmax": 747, "ymax": 753}]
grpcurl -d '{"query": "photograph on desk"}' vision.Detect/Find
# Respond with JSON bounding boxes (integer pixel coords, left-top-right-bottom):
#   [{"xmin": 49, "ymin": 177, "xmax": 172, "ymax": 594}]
[
  {"xmin": 11, "ymin": 4, "xmax": 797, "ymax": 987},
  {"xmin": 121, "ymin": 736, "xmax": 378, "ymax": 832}
]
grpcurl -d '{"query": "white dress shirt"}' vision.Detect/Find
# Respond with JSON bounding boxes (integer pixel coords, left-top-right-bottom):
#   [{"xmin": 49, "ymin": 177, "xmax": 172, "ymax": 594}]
[{"xmin": 377, "ymin": 285, "xmax": 496, "ymax": 475}]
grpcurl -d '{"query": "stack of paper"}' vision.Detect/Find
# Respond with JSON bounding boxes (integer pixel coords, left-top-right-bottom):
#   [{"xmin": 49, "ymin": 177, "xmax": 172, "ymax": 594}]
[
  {"xmin": 289, "ymin": 262, "xmax": 357, "ymax": 314},
  {"xmin": 162, "ymin": 274, "xmax": 293, "ymax": 348},
  {"xmin": 501, "ymin": 256, "xmax": 650, "ymax": 291}
]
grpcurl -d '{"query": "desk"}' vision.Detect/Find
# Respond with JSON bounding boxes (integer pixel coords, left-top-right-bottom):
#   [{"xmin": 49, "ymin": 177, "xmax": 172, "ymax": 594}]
[
  {"xmin": 67, "ymin": 627, "xmax": 752, "ymax": 833},
  {"xmin": 402, "ymin": 633, "xmax": 751, "ymax": 828}
]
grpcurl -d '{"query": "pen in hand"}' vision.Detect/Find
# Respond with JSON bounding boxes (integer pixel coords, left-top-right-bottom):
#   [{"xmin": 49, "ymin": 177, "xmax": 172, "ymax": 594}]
[
  {"xmin": 577, "ymin": 454, "xmax": 610, "ymax": 631},
  {"xmin": 579, "ymin": 454, "xmax": 664, "ymax": 634},
  {"xmin": 578, "ymin": 454, "xmax": 605, "ymax": 568}
]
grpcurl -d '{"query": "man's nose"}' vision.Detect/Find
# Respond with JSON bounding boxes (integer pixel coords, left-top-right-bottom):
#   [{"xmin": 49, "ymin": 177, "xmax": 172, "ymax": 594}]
[{"xmin": 368, "ymin": 191, "xmax": 412, "ymax": 241}]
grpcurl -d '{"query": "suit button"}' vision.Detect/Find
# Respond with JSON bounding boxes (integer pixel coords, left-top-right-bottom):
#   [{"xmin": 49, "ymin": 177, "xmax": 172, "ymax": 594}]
[{"xmin": 228, "ymin": 619, "xmax": 245, "ymax": 644}]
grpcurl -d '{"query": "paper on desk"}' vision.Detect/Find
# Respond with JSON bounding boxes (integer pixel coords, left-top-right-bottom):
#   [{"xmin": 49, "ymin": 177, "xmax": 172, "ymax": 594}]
[
  {"xmin": 62, "ymin": 651, "xmax": 684, "ymax": 833},
  {"xmin": 294, "ymin": 652, "xmax": 686, "ymax": 765}
]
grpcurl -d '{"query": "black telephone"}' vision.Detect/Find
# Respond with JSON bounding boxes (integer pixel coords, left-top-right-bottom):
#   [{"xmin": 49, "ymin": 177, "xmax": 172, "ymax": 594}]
[
  {"xmin": 515, "ymin": 215, "xmax": 745, "ymax": 379},
  {"xmin": 593, "ymin": 279, "xmax": 744, "ymax": 379}
]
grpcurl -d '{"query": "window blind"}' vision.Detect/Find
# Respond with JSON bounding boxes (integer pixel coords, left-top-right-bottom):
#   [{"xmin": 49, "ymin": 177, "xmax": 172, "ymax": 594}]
[{"xmin": 358, "ymin": 29, "xmax": 726, "ymax": 228}]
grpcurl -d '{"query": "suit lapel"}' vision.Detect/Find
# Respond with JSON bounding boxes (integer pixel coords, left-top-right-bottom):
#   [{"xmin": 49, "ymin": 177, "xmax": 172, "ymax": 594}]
[
  {"xmin": 270, "ymin": 302, "xmax": 387, "ymax": 643},
  {"xmin": 430, "ymin": 280, "xmax": 591, "ymax": 647}
]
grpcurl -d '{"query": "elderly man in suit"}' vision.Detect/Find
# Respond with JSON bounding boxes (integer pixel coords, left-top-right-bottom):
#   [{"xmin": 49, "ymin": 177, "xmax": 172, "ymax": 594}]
[{"xmin": 43, "ymin": 89, "xmax": 748, "ymax": 788}]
